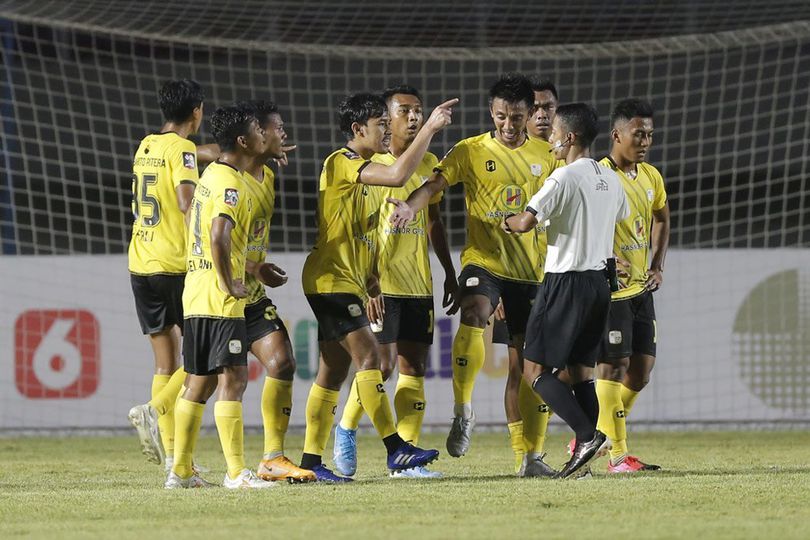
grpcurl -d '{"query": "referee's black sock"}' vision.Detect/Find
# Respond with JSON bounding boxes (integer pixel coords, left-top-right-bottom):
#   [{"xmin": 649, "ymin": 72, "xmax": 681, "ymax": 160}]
[
  {"xmin": 572, "ymin": 379, "xmax": 599, "ymax": 428},
  {"xmin": 533, "ymin": 371, "xmax": 595, "ymax": 442}
]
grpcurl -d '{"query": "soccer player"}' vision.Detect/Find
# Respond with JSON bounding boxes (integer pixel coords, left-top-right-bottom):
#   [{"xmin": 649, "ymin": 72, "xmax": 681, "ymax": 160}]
[
  {"xmin": 166, "ymin": 104, "xmax": 272, "ymax": 489},
  {"xmin": 491, "ymin": 76, "xmax": 561, "ymax": 475},
  {"xmin": 595, "ymin": 98, "xmax": 669, "ymax": 473},
  {"xmin": 388, "ymin": 74, "xmax": 558, "ymax": 473},
  {"xmin": 127, "ymin": 79, "xmax": 204, "ymax": 466},
  {"xmin": 504, "ymin": 103, "xmax": 630, "ymax": 479},
  {"xmin": 238, "ymin": 100, "xmax": 317, "ymax": 483},
  {"xmin": 332, "ymin": 85, "xmax": 456, "ymax": 479},
  {"xmin": 300, "ymin": 92, "xmax": 456, "ymax": 482}
]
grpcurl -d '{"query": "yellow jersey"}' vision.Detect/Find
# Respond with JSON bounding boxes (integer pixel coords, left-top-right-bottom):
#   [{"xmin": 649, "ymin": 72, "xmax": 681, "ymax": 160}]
[
  {"xmin": 600, "ymin": 157, "xmax": 667, "ymax": 300},
  {"xmin": 128, "ymin": 132, "xmax": 199, "ymax": 275},
  {"xmin": 373, "ymin": 151, "xmax": 442, "ymax": 298},
  {"xmin": 302, "ymin": 148, "xmax": 383, "ymax": 298},
  {"xmin": 243, "ymin": 165, "xmax": 276, "ymax": 306},
  {"xmin": 183, "ymin": 161, "xmax": 255, "ymax": 319},
  {"xmin": 436, "ymin": 132, "xmax": 558, "ymax": 283}
]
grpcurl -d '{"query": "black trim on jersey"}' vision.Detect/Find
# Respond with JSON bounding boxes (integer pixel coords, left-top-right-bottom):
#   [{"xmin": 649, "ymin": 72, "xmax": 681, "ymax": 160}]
[
  {"xmin": 179, "ymin": 180, "xmax": 197, "ymax": 186},
  {"xmin": 356, "ymin": 160, "xmax": 371, "ymax": 180},
  {"xmin": 603, "ymin": 155, "xmax": 638, "ymax": 177},
  {"xmin": 217, "ymin": 213, "xmax": 235, "ymax": 226},
  {"xmin": 215, "ymin": 159, "xmax": 240, "ymax": 173},
  {"xmin": 154, "ymin": 131, "xmax": 179, "ymax": 136},
  {"xmin": 526, "ymin": 206, "xmax": 538, "ymax": 215}
]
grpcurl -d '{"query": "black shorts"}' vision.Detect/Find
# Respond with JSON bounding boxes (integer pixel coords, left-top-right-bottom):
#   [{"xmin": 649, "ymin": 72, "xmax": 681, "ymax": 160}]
[
  {"xmin": 605, "ymin": 290, "xmax": 657, "ymax": 359},
  {"xmin": 305, "ymin": 293, "xmax": 369, "ymax": 342},
  {"xmin": 491, "ymin": 318, "xmax": 511, "ymax": 345},
  {"xmin": 524, "ymin": 270, "xmax": 611, "ymax": 370},
  {"xmin": 457, "ymin": 265, "xmax": 538, "ymax": 340},
  {"xmin": 182, "ymin": 317, "xmax": 248, "ymax": 375},
  {"xmin": 245, "ymin": 297, "xmax": 287, "ymax": 346},
  {"xmin": 130, "ymin": 273, "xmax": 185, "ymax": 335},
  {"xmin": 373, "ymin": 296, "xmax": 434, "ymax": 345}
]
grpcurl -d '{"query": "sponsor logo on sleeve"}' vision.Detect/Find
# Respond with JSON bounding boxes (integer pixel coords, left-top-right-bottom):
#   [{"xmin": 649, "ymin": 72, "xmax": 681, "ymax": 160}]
[
  {"xmin": 182, "ymin": 152, "xmax": 197, "ymax": 169},
  {"xmin": 530, "ymin": 163, "xmax": 543, "ymax": 176},
  {"xmin": 224, "ymin": 188, "xmax": 239, "ymax": 207}
]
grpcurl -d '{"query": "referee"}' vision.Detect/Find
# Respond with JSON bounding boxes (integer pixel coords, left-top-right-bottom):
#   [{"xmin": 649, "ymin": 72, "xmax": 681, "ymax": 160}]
[{"xmin": 504, "ymin": 103, "xmax": 629, "ymax": 479}]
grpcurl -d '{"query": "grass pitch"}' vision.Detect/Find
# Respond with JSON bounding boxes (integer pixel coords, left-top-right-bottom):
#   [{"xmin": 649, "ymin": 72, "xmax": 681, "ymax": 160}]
[{"xmin": 1, "ymin": 430, "xmax": 809, "ymax": 539}]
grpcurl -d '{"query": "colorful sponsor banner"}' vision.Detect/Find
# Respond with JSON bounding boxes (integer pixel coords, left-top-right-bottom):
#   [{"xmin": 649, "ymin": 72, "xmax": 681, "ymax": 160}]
[{"xmin": 1, "ymin": 250, "xmax": 809, "ymax": 429}]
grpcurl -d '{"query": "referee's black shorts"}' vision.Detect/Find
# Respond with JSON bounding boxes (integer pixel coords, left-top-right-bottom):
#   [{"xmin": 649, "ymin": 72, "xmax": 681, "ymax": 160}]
[
  {"xmin": 457, "ymin": 264, "xmax": 538, "ymax": 340},
  {"xmin": 524, "ymin": 270, "xmax": 610, "ymax": 370},
  {"xmin": 130, "ymin": 273, "xmax": 185, "ymax": 335},
  {"xmin": 604, "ymin": 290, "xmax": 657, "ymax": 359}
]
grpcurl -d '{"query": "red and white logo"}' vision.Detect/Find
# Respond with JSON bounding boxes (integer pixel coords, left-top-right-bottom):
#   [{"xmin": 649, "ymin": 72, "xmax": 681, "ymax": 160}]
[{"xmin": 15, "ymin": 310, "xmax": 100, "ymax": 399}]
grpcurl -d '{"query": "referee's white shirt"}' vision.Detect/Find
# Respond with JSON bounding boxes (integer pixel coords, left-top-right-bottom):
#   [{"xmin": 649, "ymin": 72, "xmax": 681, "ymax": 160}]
[{"xmin": 526, "ymin": 157, "xmax": 630, "ymax": 273}]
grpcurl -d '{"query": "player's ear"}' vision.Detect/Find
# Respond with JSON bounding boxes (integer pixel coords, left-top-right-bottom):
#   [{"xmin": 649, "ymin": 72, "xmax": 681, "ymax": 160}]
[
  {"xmin": 236, "ymin": 134, "xmax": 248, "ymax": 149},
  {"xmin": 351, "ymin": 121, "xmax": 364, "ymax": 139},
  {"xmin": 611, "ymin": 128, "xmax": 620, "ymax": 144}
]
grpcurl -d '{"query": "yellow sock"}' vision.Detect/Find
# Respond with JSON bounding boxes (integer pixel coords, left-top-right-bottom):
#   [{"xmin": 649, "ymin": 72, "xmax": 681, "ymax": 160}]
[
  {"xmin": 452, "ymin": 324, "xmax": 486, "ymax": 406},
  {"xmin": 518, "ymin": 376, "xmax": 549, "ymax": 454},
  {"xmin": 507, "ymin": 421, "xmax": 526, "ymax": 474},
  {"xmin": 172, "ymin": 397, "xmax": 204, "ymax": 478},
  {"xmin": 394, "ymin": 374, "xmax": 425, "ymax": 445},
  {"xmin": 339, "ymin": 376, "xmax": 365, "ymax": 431},
  {"xmin": 621, "ymin": 384, "xmax": 641, "ymax": 416},
  {"xmin": 149, "ymin": 375, "xmax": 173, "ymax": 454},
  {"xmin": 596, "ymin": 379, "xmax": 628, "ymax": 460},
  {"xmin": 303, "ymin": 384, "xmax": 340, "ymax": 457},
  {"xmin": 149, "ymin": 368, "xmax": 186, "ymax": 414},
  {"xmin": 214, "ymin": 400, "xmax": 246, "ymax": 480},
  {"xmin": 355, "ymin": 369, "xmax": 397, "ymax": 439},
  {"xmin": 261, "ymin": 377, "xmax": 292, "ymax": 457}
]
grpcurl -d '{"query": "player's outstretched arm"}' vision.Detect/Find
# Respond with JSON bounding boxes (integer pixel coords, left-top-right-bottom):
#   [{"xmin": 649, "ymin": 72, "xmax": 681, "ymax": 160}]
[
  {"xmin": 427, "ymin": 202, "xmax": 457, "ymax": 310},
  {"xmin": 503, "ymin": 211, "xmax": 538, "ymax": 234},
  {"xmin": 359, "ymin": 98, "xmax": 458, "ymax": 188},
  {"xmin": 388, "ymin": 172, "xmax": 449, "ymax": 228},
  {"xmin": 196, "ymin": 143, "xmax": 221, "ymax": 164},
  {"xmin": 646, "ymin": 202, "xmax": 670, "ymax": 291},
  {"xmin": 211, "ymin": 216, "xmax": 247, "ymax": 298}
]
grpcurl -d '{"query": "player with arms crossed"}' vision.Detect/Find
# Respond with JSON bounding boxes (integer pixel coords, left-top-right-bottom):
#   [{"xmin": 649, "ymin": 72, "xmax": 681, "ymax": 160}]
[
  {"xmin": 595, "ymin": 98, "xmax": 669, "ymax": 473},
  {"xmin": 504, "ymin": 103, "xmax": 630, "ymax": 479},
  {"xmin": 300, "ymin": 92, "xmax": 456, "ymax": 482},
  {"xmin": 332, "ymin": 85, "xmax": 456, "ymax": 479},
  {"xmin": 127, "ymin": 79, "xmax": 204, "ymax": 467},
  {"xmin": 167, "ymin": 104, "xmax": 272, "ymax": 489},
  {"xmin": 389, "ymin": 74, "xmax": 558, "ymax": 474}
]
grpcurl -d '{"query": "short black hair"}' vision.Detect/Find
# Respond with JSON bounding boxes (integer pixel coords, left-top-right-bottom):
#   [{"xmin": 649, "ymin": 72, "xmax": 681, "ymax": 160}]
[
  {"xmin": 381, "ymin": 85, "xmax": 422, "ymax": 104},
  {"xmin": 158, "ymin": 79, "xmax": 204, "ymax": 123},
  {"xmin": 209, "ymin": 103, "xmax": 257, "ymax": 153},
  {"xmin": 250, "ymin": 99, "xmax": 280, "ymax": 128},
  {"xmin": 338, "ymin": 93, "xmax": 387, "ymax": 140},
  {"xmin": 556, "ymin": 103, "xmax": 599, "ymax": 148},
  {"xmin": 488, "ymin": 73, "xmax": 534, "ymax": 110},
  {"xmin": 528, "ymin": 76, "xmax": 559, "ymax": 101},
  {"xmin": 610, "ymin": 98, "xmax": 654, "ymax": 128}
]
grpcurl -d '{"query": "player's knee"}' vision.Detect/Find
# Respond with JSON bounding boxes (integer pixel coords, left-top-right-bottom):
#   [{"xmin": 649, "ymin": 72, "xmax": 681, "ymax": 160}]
[
  {"xmin": 460, "ymin": 304, "xmax": 488, "ymax": 328},
  {"xmin": 266, "ymin": 354, "xmax": 296, "ymax": 380}
]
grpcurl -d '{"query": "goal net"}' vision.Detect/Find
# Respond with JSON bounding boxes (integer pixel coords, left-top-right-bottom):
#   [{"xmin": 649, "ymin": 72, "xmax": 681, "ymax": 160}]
[{"xmin": 2, "ymin": 0, "xmax": 810, "ymax": 430}]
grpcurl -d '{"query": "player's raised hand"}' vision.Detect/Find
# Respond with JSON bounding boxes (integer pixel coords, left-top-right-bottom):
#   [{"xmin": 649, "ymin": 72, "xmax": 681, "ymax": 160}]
[
  {"xmin": 228, "ymin": 278, "xmax": 249, "ymax": 299},
  {"xmin": 256, "ymin": 262, "xmax": 288, "ymax": 288},
  {"xmin": 273, "ymin": 144, "xmax": 297, "ymax": 167},
  {"xmin": 387, "ymin": 197, "xmax": 416, "ymax": 228},
  {"xmin": 424, "ymin": 98, "xmax": 459, "ymax": 133}
]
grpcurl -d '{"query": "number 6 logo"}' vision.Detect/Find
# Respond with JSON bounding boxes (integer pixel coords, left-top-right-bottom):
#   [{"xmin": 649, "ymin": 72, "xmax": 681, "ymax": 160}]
[{"xmin": 15, "ymin": 310, "xmax": 100, "ymax": 399}]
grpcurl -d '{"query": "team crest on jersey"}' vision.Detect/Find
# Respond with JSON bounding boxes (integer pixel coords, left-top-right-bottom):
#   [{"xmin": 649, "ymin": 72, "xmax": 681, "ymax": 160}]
[
  {"xmin": 251, "ymin": 218, "xmax": 267, "ymax": 241},
  {"xmin": 634, "ymin": 215, "xmax": 646, "ymax": 240},
  {"xmin": 182, "ymin": 152, "xmax": 196, "ymax": 169},
  {"xmin": 500, "ymin": 184, "xmax": 524, "ymax": 211},
  {"xmin": 485, "ymin": 160, "xmax": 497, "ymax": 172},
  {"xmin": 530, "ymin": 163, "xmax": 543, "ymax": 176},
  {"xmin": 647, "ymin": 188, "xmax": 654, "ymax": 201},
  {"xmin": 224, "ymin": 188, "xmax": 239, "ymax": 207}
]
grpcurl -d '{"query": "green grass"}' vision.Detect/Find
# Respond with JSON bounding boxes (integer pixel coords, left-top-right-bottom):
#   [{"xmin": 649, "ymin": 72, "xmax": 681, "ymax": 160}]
[{"xmin": 1, "ymin": 431, "xmax": 809, "ymax": 539}]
